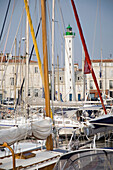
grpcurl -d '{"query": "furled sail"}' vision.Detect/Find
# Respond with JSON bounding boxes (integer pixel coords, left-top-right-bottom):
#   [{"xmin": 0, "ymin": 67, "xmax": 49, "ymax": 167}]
[{"xmin": 0, "ymin": 117, "xmax": 52, "ymax": 145}]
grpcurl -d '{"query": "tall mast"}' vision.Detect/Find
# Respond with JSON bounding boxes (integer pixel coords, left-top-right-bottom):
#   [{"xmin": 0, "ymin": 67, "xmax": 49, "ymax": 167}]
[
  {"xmin": 71, "ymin": 0, "xmax": 107, "ymax": 114},
  {"xmin": 52, "ymin": 0, "xmax": 55, "ymax": 107},
  {"xmin": 24, "ymin": 0, "xmax": 53, "ymax": 150},
  {"xmin": 26, "ymin": 0, "xmax": 29, "ymax": 102},
  {"xmin": 41, "ymin": 0, "xmax": 53, "ymax": 150},
  {"xmin": 14, "ymin": 38, "xmax": 17, "ymax": 108},
  {"xmin": 57, "ymin": 55, "xmax": 60, "ymax": 101}
]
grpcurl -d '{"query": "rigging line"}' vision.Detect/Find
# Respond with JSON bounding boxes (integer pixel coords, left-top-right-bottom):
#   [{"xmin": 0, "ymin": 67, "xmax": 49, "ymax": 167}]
[
  {"xmin": 56, "ymin": 1, "xmax": 72, "ymax": 72},
  {"xmin": 0, "ymin": 7, "xmax": 25, "ymax": 87},
  {"xmin": 46, "ymin": 0, "xmax": 52, "ymax": 38},
  {"xmin": 18, "ymin": 11, "xmax": 24, "ymax": 86},
  {"xmin": 1, "ymin": 0, "xmax": 15, "ymax": 64},
  {"xmin": 0, "ymin": 0, "xmax": 11, "ymax": 41},
  {"xmin": 92, "ymin": 0, "xmax": 99, "ymax": 60},
  {"xmin": 29, "ymin": 17, "xmax": 42, "ymax": 63},
  {"xmin": 58, "ymin": 0, "xmax": 65, "ymax": 33},
  {"xmin": 14, "ymin": 18, "xmax": 42, "ymax": 112},
  {"xmin": 46, "ymin": 0, "xmax": 52, "ymax": 71}
]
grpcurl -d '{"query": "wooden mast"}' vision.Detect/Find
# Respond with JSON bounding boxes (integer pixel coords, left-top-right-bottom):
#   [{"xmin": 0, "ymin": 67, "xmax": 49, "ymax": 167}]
[
  {"xmin": 41, "ymin": 0, "xmax": 53, "ymax": 150},
  {"xmin": 24, "ymin": 0, "xmax": 53, "ymax": 150}
]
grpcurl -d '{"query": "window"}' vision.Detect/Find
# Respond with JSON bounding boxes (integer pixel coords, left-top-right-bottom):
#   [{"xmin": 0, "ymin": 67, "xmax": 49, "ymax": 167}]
[
  {"xmin": 70, "ymin": 86, "xmax": 71, "ymax": 89},
  {"xmin": 99, "ymin": 71, "xmax": 102, "ymax": 78},
  {"xmin": 69, "ymin": 63, "xmax": 71, "ymax": 66},
  {"xmin": 109, "ymin": 80, "xmax": 113, "ymax": 89},
  {"xmin": 28, "ymin": 89, "xmax": 30, "ymax": 96},
  {"xmin": 34, "ymin": 89, "xmax": 38, "ymax": 97},
  {"xmin": 69, "ymin": 55, "xmax": 71, "ymax": 58},
  {"xmin": 69, "ymin": 47, "xmax": 71, "ymax": 51},
  {"xmin": 70, "ymin": 78, "xmax": 71, "ymax": 81},
  {"xmin": 10, "ymin": 77, "xmax": 14, "ymax": 85},
  {"xmin": 69, "ymin": 40, "xmax": 71, "ymax": 43},
  {"xmin": 78, "ymin": 77, "xmax": 79, "ymax": 80},
  {"xmin": 85, "ymin": 80, "xmax": 87, "ymax": 90},
  {"xmin": 35, "ymin": 67, "xmax": 38, "ymax": 73},
  {"xmin": 12, "ymin": 67, "xmax": 14, "ymax": 73},
  {"xmin": 60, "ymin": 77, "xmax": 61, "ymax": 81},
  {"xmin": 99, "ymin": 80, "xmax": 103, "ymax": 89},
  {"xmin": 90, "ymin": 93, "xmax": 95, "ymax": 98},
  {"xmin": 90, "ymin": 80, "xmax": 93, "ymax": 89},
  {"xmin": 66, "ymin": 121, "xmax": 70, "ymax": 124},
  {"xmin": 110, "ymin": 91, "xmax": 113, "ymax": 98}
]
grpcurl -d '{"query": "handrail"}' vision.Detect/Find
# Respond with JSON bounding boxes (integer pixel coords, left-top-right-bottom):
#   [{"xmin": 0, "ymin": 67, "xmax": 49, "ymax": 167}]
[{"xmin": 0, "ymin": 142, "xmax": 15, "ymax": 170}]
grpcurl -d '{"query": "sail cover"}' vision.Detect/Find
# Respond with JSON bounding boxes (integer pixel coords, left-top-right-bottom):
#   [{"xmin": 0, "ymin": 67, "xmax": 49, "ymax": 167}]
[{"xmin": 0, "ymin": 117, "xmax": 52, "ymax": 145}]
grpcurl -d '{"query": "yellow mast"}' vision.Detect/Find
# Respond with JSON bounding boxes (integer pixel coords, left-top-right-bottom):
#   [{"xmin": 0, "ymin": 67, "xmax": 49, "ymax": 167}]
[
  {"xmin": 41, "ymin": 0, "xmax": 53, "ymax": 150},
  {"xmin": 24, "ymin": 0, "xmax": 44, "ymax": 85},
  {"xmin": 24, "ymin": 0, "xmax": 53, "ymax": 150}
]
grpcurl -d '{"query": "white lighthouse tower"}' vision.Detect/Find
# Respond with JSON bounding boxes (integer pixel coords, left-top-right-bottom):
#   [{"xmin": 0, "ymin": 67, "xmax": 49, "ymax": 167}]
[{"xmin": 64, "ymin": 25, "xmax": 75, "ymax": 101}]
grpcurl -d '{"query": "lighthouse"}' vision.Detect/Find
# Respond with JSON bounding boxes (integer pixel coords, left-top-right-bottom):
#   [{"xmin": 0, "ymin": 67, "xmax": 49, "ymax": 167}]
[{"xmin": 64, "ymin": 25, "xmax": 75, "ymax": 101}]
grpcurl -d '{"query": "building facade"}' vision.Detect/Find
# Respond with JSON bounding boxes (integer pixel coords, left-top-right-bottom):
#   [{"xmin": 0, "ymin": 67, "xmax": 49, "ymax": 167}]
[
  {"xmin": 0, "ymin": 57, "xmax": 113, "ymax": 103},
  {"xmin": 0, "ymin": 55, "xmax": 43, "ymax": 102},
  {"xmin": 86, "ymin": 59, "xmax": 113, "ymax": 100}
]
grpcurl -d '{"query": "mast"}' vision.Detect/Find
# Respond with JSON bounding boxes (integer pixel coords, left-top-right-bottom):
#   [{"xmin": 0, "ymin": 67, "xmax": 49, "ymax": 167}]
[
  {"xmin": 57, "ymin": 55, "xmax": 60, "ymax": 101},
  {"xmin": 82, "ymin": 47, "xmax": 85, "ymax": 100},
  {"xmin": 71, "ymin": 0, "xmax": 107, "ymax": 114},
  {"xmin": 24, "ymin": 0, "xmax": 53, "ymax": 150},
  {"xmin": 26, "ymin": 0, "xmax": 29, "ymax": 103},
  {"xmin": 52, "ymin": 0, "xmax": 55, "ymax": 107},
  {"xmin": 14, "ymin": 38, "xmax": 17, "ymax": 108},
  {"xmin": 41, "ymin": 0, "xmax": 53, "ymax": 150}
]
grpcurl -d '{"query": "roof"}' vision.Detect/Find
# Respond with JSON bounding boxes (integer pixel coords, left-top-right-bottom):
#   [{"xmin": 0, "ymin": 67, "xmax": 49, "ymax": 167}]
[
  {"xmin": 66, "ymin": 24, "xmax": 72, "ymax": 29},
  {"xmin": 91, "ymin": 59, "xmax": 113, "ymax": 63},
  {"xmin": 0, "ymin": 55, "xmax": 38, "ymax": 64}
]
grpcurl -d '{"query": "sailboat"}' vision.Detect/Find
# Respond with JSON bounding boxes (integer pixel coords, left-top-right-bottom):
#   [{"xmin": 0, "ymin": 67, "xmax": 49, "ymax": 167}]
[
  {"xmin": 0, "ymin": 1, "xmax": 66, "ymax": 169},
  {"xmin": 53, "ymin": 1, "xmax": 113, "ymax": 169}
]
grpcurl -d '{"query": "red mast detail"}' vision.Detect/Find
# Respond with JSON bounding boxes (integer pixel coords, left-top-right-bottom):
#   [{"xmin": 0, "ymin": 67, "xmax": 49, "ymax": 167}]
[{"xmin": 71, "ymin": 0, "xmax": 107, "ymax": 114}]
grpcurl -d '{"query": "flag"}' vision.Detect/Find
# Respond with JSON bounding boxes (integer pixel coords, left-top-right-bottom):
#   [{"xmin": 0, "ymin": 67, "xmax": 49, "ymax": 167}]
[{"xmin": 84, "ymin": 58, "xmax": 91, "ymax": 74}]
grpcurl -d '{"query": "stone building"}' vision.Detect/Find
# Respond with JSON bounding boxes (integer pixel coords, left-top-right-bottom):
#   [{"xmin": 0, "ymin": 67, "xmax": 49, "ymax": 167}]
[
  {"xmin": 86, "ymin": 59, "xmax": 113, "ymax": 100},
  {"xmin": 0, "ymin": 55, "xmax": 43, "ymax": 102}
]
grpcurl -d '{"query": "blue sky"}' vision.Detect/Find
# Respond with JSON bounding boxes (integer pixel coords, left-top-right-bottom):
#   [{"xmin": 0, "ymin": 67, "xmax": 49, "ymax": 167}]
[{"xmin": 0, "ymin": 0, "xmax": 113, "ymax": 69}]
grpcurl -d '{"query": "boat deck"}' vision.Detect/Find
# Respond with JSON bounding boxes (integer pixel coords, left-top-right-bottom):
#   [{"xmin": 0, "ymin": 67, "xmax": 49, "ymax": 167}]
[
  {"xmin": 0, "ymin": 141, "xmax": 66, "ymax": 169},
  {"xmin": 0, "ymin": 149, "xmax": 65, "ymax": 169}
]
